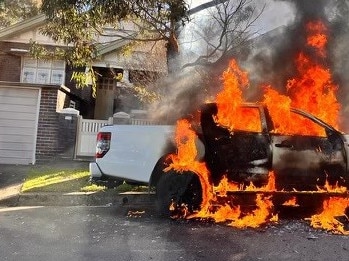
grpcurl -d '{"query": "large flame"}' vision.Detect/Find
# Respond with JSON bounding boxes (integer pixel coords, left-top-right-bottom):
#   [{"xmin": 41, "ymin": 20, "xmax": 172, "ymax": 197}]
[
  {"xmin": 308, "ymin": 197, "xmax": 349, "ymax": 235},
  {"xmin": 214, "ymin": 60, "xmax": 262, "ymax": 132},
  {"xmin": 263, "ymin": 20, "xmax": 340, "ymax": 136},
  {"xmin": 167, "ymin": 117, "xmax": 279, "ymax": 228},
  {"xmin": 229, "ymin": 194, "xmax": 277, "ymax": 229},
  {"xmin": 287, "ymin": 52, "xmax": 339, "ymax": 130},
  {"xmin": 164, "ymin": 20, "xmax": 349, "ymax": 234},
  {"xmin": 290, "ymin": 20, "xmax": 339, "ymax": 124},
  {"xmin": 164, "ymin": 119, "xmax": 214, "ymax": 213}
]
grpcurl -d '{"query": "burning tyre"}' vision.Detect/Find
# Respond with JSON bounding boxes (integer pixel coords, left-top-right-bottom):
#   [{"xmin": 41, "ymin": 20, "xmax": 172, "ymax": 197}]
[{"xmin": 156, "ymin": 170, "xmax": 202, "ymax": 217}]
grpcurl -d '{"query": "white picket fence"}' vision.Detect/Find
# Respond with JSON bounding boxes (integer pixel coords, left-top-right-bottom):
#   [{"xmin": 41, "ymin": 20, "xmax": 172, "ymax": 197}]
[
  {"xmin": 74, "ymin": 116, "xmax": 157, "ymax": 157},
  {"xmin": 75, "ymin": 117, "xmax": 112, "ymax": 157}
]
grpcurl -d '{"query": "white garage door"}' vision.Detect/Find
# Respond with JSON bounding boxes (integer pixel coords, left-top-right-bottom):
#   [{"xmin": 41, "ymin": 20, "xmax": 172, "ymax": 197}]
[{"xmin": 0, "ymin": 87, "xmax": 40, "ymax": 164}]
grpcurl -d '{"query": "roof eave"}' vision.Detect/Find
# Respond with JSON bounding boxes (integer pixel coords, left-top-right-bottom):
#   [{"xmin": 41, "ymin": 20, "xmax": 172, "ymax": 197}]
[
  {"xmin": 96, "ymin": 39, "xmax": 132, "ymax": 56},
  {"xmin": 0, "ymin": 14, "xmax": 47, "ymax": 40}
]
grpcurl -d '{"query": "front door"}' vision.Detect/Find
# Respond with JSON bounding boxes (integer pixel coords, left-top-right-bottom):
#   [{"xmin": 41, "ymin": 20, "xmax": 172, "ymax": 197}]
[
  {"xmin": 271, "ymin": 110, "xmax": 346, "ymax": 191},
  {"xmin": 201, "ymin": 104, "xmax": 272, "ymax": 185}
]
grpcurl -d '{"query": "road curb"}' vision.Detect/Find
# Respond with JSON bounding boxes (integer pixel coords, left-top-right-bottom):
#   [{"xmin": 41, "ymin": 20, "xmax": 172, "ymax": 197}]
[{"xmin": 0, "ymin": 191, "xmax": 156, "ymax": 207}]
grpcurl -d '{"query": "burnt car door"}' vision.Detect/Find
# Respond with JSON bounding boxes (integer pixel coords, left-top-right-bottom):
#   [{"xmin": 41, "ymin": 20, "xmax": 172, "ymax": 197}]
[
  {"xmin": 270, "ymin": 109, "xmax": 347, "ymax": 191},
  {"xmin": 201, "ymin": 103, "xmax": 272, "ymax": 186}
]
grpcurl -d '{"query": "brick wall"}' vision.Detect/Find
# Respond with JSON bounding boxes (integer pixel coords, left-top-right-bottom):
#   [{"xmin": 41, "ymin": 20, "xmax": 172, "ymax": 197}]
[{"xmin": 36, "ymin": 86, "xmax": 60, "ymax": 160}]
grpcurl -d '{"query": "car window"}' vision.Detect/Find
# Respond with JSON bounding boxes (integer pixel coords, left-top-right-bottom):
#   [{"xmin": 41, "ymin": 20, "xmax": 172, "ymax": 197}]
[
  {"xmin": 234, "ymin": 107, "xmax": 262, "ymax": 132},
  {"xmin": 272, "ymin": 110, "xmax": 326, "ymax": 137},
  {"xmin": 213, "ymin": 106, "xmax": 262, "ymax": 133}
]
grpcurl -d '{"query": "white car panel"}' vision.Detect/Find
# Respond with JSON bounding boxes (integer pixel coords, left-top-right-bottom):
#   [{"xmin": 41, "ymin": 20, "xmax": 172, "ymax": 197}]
[{"xmin": 92, "ymin": 125, "xmax": 174, "ymax": 183}]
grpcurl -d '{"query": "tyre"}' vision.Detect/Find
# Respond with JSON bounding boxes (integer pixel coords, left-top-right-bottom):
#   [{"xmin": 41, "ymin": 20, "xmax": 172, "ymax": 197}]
[{"xmin": 155, "ymin": 170, "xmax": 202, "ymax": 217}]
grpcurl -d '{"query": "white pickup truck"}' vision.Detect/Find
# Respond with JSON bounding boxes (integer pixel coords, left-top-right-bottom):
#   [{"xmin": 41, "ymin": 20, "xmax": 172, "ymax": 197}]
[{"xmin": 89, "ymin": 124, "xmax": 174, "ymax": 185}]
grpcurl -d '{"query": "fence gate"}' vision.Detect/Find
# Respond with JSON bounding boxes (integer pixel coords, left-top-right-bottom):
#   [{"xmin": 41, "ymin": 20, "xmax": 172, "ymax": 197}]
[
  {"xmin": 75, "ymin": 117, "xmax": 111, "ymax": 157},
  {"xmin": 74, "ymin": 115, "xmax": 157, "ymax": 158}
]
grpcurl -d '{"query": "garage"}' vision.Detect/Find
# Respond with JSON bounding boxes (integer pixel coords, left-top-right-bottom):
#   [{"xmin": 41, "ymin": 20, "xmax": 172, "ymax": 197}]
[{"xmin": 0, "ymin": 86, "xmax": 40, "ymax": 164}]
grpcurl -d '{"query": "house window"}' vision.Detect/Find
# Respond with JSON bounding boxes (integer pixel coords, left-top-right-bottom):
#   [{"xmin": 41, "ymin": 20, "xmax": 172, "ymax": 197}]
[
  {"xmin": 21, "ymin": 57, "xmax": 65, "ymax": 85},
  {"xmin": 98, "ymin": 77, "xmax": 118, "ymax": 90}
]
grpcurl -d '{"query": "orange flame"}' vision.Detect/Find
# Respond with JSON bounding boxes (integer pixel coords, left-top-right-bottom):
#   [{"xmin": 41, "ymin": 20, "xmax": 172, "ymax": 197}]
[
  {"xmin": 165, "ymin": 119, "xmax": 214, "ymax": 213},
  {"xmin": 282, "ymin": 197, "xmax": 299, "ymax": 207},
  {"xmin": 316, "ymin": 175, "xmax": 347, "ymax": 193},
  {"xmin": 288, "ymin": 20, "xmax": 340, "ymax": 129},
  {"xmin": 308, "ymin": 197, "xmax": 349, "ymax": 235},
  {"xmin": 287, "ymin": 52, "xmax": 340, "ymax": 130},
  {"xmin": 244, "ymin": 172, "xmax": 276, "ymax": 191},
  {"xmin": 262, "ymin": 86, "xmax": 292, "ymax": 134},
  {"xmin": 214, "ymin": 175, "xmax": 240, "ymax": 196},
  {"xmin": 210, "ymin": 204, "xmax": 241, "ymax": 223},
  {"xmin": 214, "ymin": 60, "xmax": 260, "ymax": 132},
  {"xmin": 262, "ymin": 20, "xmax": 340, "ymax": 136},
  {"xmin": 214, "ymin": 171, "xmax": 276, "ymax": 194},
  {"xmin": 306, "ymin": 20, "xmax": 328, "ymax": 57},
  {"xmin": 229, "ymin": 194, "xmax": 278, "ymax": 228}
]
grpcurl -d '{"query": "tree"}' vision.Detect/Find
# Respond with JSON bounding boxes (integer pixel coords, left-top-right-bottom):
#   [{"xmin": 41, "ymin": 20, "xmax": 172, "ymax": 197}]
[
  {"xmin": 35, "ymin": 0, "xmax": 263, "ymax": 105},
  {"xmin": 0, "ymin": 0, "xmax": 41, "ymax": 29},
  {"xmin": 181, "ymin": 0, "xmax": 264, "ymax": 69},
  {"xmin": 39, "ymin": 0, "xmax": 189, "ymax": 70},
  {"xmin": 38, "ymin": 0, "xmax": 261, "ymax": 71}
]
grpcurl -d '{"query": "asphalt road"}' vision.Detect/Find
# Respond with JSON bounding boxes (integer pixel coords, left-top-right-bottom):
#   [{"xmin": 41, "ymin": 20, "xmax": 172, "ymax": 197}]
[{"xmin": 1, "ymin": 204, "xmax": 349, "ymax": 261}]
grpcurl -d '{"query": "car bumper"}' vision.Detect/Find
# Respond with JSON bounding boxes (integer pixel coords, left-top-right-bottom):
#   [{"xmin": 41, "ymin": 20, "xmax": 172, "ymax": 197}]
[{"xmin": 89, "ymin": 162, "xmax": 103, "ymax": 178}]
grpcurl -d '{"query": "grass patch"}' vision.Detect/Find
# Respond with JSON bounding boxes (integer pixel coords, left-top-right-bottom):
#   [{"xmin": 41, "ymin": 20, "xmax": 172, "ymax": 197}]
[
  {"xmin": 81, "ymin": 183, "xmax": 106, "ymax": 192},
  {"xmin": 21, "ymin": 166, "xmax": 150, "ymax": 193},
  {"xmin": 21, "ymin": 168, "xmax": 106, "ymax": 193}
]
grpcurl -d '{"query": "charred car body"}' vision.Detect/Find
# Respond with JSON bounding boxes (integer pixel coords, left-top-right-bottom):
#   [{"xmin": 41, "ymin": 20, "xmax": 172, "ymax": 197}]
[{"xmin": 151, "ymin": 102, "xmax": 349, "ymax": 215}]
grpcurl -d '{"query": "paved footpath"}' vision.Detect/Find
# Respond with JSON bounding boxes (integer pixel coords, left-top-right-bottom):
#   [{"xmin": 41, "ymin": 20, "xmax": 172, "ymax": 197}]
[{"xmin": 0, "ymin": 159, "xmax": 155, "ymax": 207}]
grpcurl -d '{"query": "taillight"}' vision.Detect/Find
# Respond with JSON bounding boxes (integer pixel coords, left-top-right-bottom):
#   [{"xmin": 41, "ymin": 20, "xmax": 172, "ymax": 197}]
[{"xmin": 96, "ymin": 132, "xmax": 111, "ymax": 158}]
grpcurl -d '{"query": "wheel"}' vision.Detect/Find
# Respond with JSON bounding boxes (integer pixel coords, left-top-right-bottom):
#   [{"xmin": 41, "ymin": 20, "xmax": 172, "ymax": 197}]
[{"xmin": 155, "ymin": 170, "xmax": 202, "ymax": 217}]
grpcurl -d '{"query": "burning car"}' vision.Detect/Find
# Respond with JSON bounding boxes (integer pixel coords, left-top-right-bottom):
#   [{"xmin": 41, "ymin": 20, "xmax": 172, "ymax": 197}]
[
  {"xmin": 152, "ymin": 19, "xmax": 349, "ymax": 233},
  {"xmin": 90, "ymin": 19, "xmax": 349, "ymax": 234},
  {"xmin": 153, "ymin": 102, "xmax": 349, "ymax": 217}
]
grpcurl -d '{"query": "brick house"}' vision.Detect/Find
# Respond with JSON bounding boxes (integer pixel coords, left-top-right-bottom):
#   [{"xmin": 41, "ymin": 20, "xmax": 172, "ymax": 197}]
[{"xmin": 0, "ymin": 14, "xmax": 167, "ymax": 164}]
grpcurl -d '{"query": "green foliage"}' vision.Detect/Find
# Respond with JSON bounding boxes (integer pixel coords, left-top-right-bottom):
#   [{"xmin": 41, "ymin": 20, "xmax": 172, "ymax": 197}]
[
  {"xmin": 132, "ymin": 85, "xmax": 161, "ymax": 104},
  {"xmin": 0, "ymin": 0, "xmax": 40, "ymax": 29},
  {"xmin": 81, "ymin": 183, "xmax": 106, "ymax": 192},
  {"xmin": 39, "ymin": 0, "xmax": 189, "ymax": 70},
  {"xmin": 34, "ymin": 0, "xmax": 190, "ymax": 95},
  {"xmin": 34, "ymin": 0, "xmax": 260, "ymax": 98},
  {"xmin": 29, "ymin": 39, "xmax": 50, "ymax": 58},
  {"xmin": 74, "ymin": 70, "xmax": 97, "ymax": 97},
  {"xmin": 115, "ymin": 181, "xmax": 149, "ymax": 192}
]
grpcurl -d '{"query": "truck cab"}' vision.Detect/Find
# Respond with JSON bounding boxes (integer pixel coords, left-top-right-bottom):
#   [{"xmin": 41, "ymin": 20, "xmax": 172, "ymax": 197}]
[
  {"xmin": 198, "ymin": 102, "xmax": 348, "ymax": 191},
  {"xmin": 199, "ymin": 103, "xmax": 273, "ymax": 186}
]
